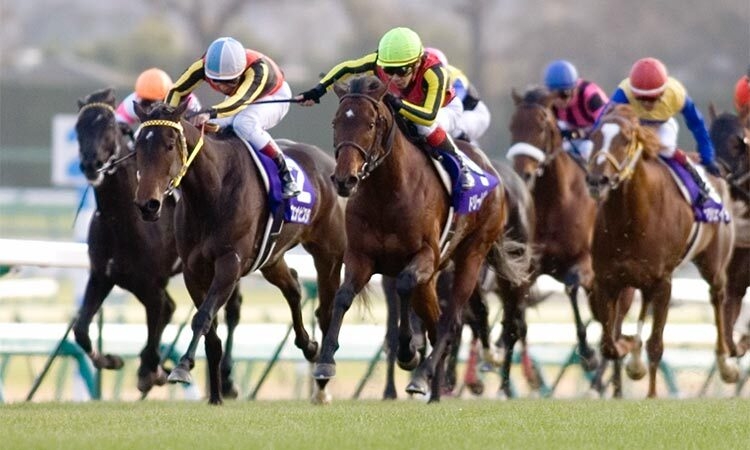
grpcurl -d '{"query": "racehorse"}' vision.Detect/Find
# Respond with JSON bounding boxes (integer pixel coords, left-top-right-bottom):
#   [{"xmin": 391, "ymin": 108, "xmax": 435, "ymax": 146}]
[
  {"xmin": 315, "ymin": 76, "xmax": 529, "ymax": 402},
  {"xmin": 380, "ymin": 159, "xmax": 535, "ymax": 400},
  {"xmin": 132, "ymin": 101, "xmax": 346, "ymax": 404},
  {"xmin": 586, "ymin": 104, "xmax": 739, "ymax": 397},
  {"xmin": 708, "ymin": 104, "xmax": 750, "ymax": 356},
  {"xmin": 74, "ymin": 88, "xmax": 243, "ymax": 397},
  {"xmin": 507, "ymin": 87, "xmax": 601, "ymax": 371}
]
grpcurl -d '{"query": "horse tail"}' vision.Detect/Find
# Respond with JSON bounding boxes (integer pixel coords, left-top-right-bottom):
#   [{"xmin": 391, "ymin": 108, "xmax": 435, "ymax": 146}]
[{"xmin": 488, "ymin": 232, "xmax": 532, "ymax": 288}]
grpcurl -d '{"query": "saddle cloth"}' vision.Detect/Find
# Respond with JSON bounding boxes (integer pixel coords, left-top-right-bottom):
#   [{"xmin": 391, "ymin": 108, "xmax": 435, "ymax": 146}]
[
  {"xmin": 430, "ymin": 148, "xmax": 500, "ymax": 215},
  {"xmin": 659, "ymin": 156, "xmax": 730, "ymax": 224}
]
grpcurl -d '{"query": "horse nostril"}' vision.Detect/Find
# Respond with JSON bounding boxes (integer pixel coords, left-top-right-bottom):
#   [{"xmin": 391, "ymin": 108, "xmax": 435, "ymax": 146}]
[
  {"xmin": 145, "ymin": 199, "xmax": 161, "ymax": 213},
  {"xmin": 346, "ymin": 176, "xmax": 358, "ymax": 189}
]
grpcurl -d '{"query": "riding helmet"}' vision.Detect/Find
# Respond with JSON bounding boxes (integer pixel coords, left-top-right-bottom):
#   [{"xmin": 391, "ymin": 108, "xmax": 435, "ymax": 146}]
[
  {"xmin": 629, "ymin": 57, "xmax": 669, "ymax": 97},
  {"xmin": 135, "ymin": 68, "xmax": 173, "ymax": 101},
  {"xmin": 544, "ymin": 60, "xmax": 579, "ymax": 90},
  {"xmin": 734, "ymin": 75, "xmax": 750, "ymax": 111},
  {"xmin": 377, "ymin": 27, "xmax": 423, "ymax": 67},
  {"xmin": 205, "ymin": 37, "xmax": 247, "ymax": 80}
]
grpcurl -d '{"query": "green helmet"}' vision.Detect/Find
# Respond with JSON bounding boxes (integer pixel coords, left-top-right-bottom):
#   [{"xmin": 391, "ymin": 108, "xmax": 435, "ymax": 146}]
[{"xmin": 377, "ymin": 27, "xmax": 423, "ymax": 67}]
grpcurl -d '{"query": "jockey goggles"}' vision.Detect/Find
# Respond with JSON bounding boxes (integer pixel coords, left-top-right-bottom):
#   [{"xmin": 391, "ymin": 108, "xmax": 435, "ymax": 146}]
[{"xmin": 383, "ymin": 64, "xmax": 415, "ymax": 77}]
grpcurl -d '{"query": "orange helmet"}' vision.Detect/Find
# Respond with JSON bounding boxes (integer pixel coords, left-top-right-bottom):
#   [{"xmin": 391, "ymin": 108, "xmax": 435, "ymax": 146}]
[
  {"xmin": 629, "ymin": 57, "xmax": 668, "ymax": 97},
  {"xmin": 135, "ymin": 68, "xmax": 173, "ymax": 101},
  {"xmin": 734, "ymin": 75, "xmax": 750, "ymax": 112}
]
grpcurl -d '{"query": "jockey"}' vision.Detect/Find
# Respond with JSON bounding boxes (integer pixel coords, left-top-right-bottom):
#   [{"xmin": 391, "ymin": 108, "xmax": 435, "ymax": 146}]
[
  {"xmin": 605, "ymin": 57, "xmax": 720, "ymax": 203},
  {"xmin": 425, "ymin": 47, "xmax": 491, "ymax": 146},
  {"xmin": 166, "ymin": 37, "xmax": 300, "ymax": 199},
  {"xmin": 543, "ymin": 59, "xmax": 609, "ymax": 161},
  {"xmin": 115, "ymin": 67, "xmax": 202, "ymax": 127},
  {"xmin": 296, "ymin": 27, "xmax": 475, "ymax": 190},
  {"xmin": 734, "ymin": 72, "xmax": 750, "ymax": 113}
]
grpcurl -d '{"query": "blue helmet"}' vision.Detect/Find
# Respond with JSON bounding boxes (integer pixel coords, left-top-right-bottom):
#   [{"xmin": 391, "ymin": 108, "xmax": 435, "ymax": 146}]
[
  {"xmin": 544, "ymin": 60, "xmax": 579, "ymax": 90},
  {"xmin": 205, "ymin": 37, "xmax": 246, "ymax": 80}
]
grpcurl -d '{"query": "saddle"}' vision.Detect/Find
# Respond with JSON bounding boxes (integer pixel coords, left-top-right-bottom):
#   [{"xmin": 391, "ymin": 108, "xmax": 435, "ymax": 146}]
[{"xmin": 660, "ymin": 156, "xmax": 730, "ymax": 223}]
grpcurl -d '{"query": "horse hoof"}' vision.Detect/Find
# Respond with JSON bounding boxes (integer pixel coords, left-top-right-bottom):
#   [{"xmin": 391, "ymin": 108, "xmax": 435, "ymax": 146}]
[
  {"xmin": 383, "ymin": 388, "xmax": 397, "ymax": 400},
  {"xmin": 167, "ymin": 367, "xmax": 193, "ymax": 385},
  {"xmin": 718, "ymin": 358, "xmax": 740, "ymax": 384},
  {"xmin": 303, "ymin": 341, "xmax": 320, "ymax": 362},
  {"xmin": 405, "ymin": 378, "xmax": 428, "ymax": 395},
  {"xmin": 222, "ymin": 383, "xmax": 239, "ymax": 399},
  {"xmin": 137, "ymin": 367, "xmax": 167, "ymax": 393},
  {"xmin": 208, "ymin": 397, "xmax": 223, "ymax": 406},
  {"xmin": 94, "ymin": 353, "xmax": 125, "ymax": 370},
  {"xmin": 311, "ymin": 387, "xmax": 332, "ymax": 405},
  {"xmin": 467, "ymin": 381, "xmax": 485, "ymax": 396},
  {"xmin": 397, "ymin": 352, "xmax": 421, "ymax": 371},
  {"xmin": 582, "ymin": 389, "xmax": 601, "ymax": 399},
  {"xmin": 579, "ymin": 352, "xmax": 599, "ymax": 372},
  {"xmin": 625, "ymin": 360, "xmax": 647, "ymax": 380},
  {"xmin": 313, "ymin": 363, "xmax": 336, "ymax": 380}
]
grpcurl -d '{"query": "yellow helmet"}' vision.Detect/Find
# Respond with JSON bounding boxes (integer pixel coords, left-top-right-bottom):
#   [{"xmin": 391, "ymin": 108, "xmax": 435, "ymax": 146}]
[
  {"xmin": 134, "ymin": 68, "xmax": 173, "ymax": 101},
  {"xmin": 377, "ymin": 27, "xmax": 423, "ymax": 67}
]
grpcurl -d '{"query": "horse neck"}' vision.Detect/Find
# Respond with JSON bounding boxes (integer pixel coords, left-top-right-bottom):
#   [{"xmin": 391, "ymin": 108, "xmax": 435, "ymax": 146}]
[
  {"xmin": 600, "ymin": 160, "xmax": 653, "ymax": 228},
  {"xmin": 361, "ymin": 133, "xmax": 414, "ymax": 196},
  {"xmin": 535, "ymin": 152, "xmax": 586, "ymax": 198}
]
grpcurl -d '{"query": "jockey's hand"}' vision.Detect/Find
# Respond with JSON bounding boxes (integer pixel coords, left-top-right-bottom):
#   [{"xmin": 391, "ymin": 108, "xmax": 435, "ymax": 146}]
[
  {"xmin": 191, "ymin": 113, "xmax": 211, "ymax": 127},
  {"xmin": 560, "ymin": 129, "xmax": 581, "ymax": 140},
  {"xmin": 704, "ymin": 161, "xmax": 722, "ymax": 177},
  {"xmin": 297, "ymin": 84, "xmax": 326, "ymax": 106},
  {"xmin": 384, "ymin": 93, "xmax": 403, "ymax": 111}
]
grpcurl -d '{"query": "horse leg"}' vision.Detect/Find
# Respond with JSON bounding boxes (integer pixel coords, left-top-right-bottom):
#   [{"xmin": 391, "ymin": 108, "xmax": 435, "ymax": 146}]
[
  {"xmin": 641, "ymin": 279, "xmax": 671, "ymax": 398},
  {"xmin": 130, "ymin": 282, "xmax": 175, "ymax": 393},
  {"xmin": 723, "ymin": 249, "xmax": 749, "ymax": 356},
  {"xmin": 395, "ymin": 272, "xmax": 426, "ymax": 371},
  {"xmin": 624, "ymin": 296, "xmax": 648, "ymax": 381},
  {"xmin": 313, "ymin": 254, "xmax": 372, "ymax": 387},
  {"xmin": 261, "ymin": 260, "xmax": 319, "ymax": 361},
  {"xmin": 220, "ymin": 287, "xmax": 242, "ymax": 399},
  {"xmin": 564, "ymin": 269, "xmax": 598, "ymax": 372},
  {"xmin": 204, "ymin": 321, "xmax": 224, "ymax": 405},
  {"xmin": 72, "ymin": 273, "xmax": 121, "ymax": 369},
  {"xmin": 382, "ymin": 276, "xmax": 400, "ymax": 400}
]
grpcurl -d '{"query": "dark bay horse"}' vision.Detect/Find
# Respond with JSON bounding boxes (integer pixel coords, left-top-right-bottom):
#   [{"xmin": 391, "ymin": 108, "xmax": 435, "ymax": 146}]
[
  {"xmin": 132, "ymin": 101, "xmax": 346, "ymax": 404},
  {"xmin": 709, "ymin": 105, "xmax": 750, "ymax": 356},
  {"xmin": 74, "ymin": 88, "xmax": 243, "ymax": 397},
  {"xmin": 380, "ymin": 159, "xmax": 535, "ymax": 400},
  {"xmin": 507, "ymin": 87, "xmax": 602, "ymax": 371},
  {"xmin": 315, "ymin": 76, "xmax": 529, "ymax": 402},
  {"xmin": 587, "ymin": 104, "xmax": 739, "ymax": 397}
]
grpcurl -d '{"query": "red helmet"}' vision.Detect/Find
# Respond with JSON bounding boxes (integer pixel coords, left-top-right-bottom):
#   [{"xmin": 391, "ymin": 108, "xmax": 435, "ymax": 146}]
[
  {"xmin": 734, "ymin": 75, "xmax": 750, "ymax": 111},
  {"xmin": 629, "ymin": 57, "xmax": 668, "ymax": 97}
]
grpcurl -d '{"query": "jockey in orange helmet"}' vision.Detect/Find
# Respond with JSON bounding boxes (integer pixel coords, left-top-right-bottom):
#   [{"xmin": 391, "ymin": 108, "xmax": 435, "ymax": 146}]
[
  {"xmin": 296, "ymin": 27, "xmax": 474, "ymax": 190},
  {"xmin": 603, "ymin": 57, "xmax": 720, "ymax": 203},
  {"xmin": 115, "ymin": 68, "xmax": 201, "ymax": 127},
  {"xmin": 166, "ymin": 37, "xmax": 300, "ymax": 198}
]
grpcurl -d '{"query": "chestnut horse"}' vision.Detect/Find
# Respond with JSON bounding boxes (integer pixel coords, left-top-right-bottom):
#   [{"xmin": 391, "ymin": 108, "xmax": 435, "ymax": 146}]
[
  {"xmin": 587, "ymin": 104, "xmax": 739, "ymax": 397},
  {"xmin": 74, "ymin": 88, "xmax": 243, "ymax": 397},
  {"xmin": 132, "ymin": 101, "xmax": 346, "ymax": 404},
  {"xmin": 314, "ymin": 76, "xmax": 529, "ymax": 403},
  {"xmin": 709, "ymin": 105, "xmax": 750, "ymax": 356},
  {"xmin": 507, "ymin": 87, "xmax": 601, "ymax": 371}
]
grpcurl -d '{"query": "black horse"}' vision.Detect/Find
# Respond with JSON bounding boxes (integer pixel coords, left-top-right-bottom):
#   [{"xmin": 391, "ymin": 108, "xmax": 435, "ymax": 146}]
[{"xmin": 73, "ymin": 88, "xmax": 243, "ymax": 397}]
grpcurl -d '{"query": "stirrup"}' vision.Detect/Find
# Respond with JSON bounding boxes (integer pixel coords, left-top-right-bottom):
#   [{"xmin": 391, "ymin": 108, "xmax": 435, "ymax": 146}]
[
  {"xmin": 282, "ymin": 181, "xmax": 301, "ymax": 199},
  {"xmin": 460, "ymin": 168, "xmax": 475, "ymax": 190}
]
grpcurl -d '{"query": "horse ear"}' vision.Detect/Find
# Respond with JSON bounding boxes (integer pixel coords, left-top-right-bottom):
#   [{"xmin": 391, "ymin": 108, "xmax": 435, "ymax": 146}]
[
  {"xmin": 333, "ymin": 82, "xmax": 349, "ymax": 99},
  {"xmin": 511, "ymin": 88, "xmax": 522, "ymax": 105},
  {"xmin": 707, "ymin": 102, "xmax": 718, "ymax": 123},
  {"xmin": 134, "ymin": 101, "xmax": 148, "ymax": 121},
  {"xmin": 175, "ymin": 100, "xmax": 189, "ymax": 117}
]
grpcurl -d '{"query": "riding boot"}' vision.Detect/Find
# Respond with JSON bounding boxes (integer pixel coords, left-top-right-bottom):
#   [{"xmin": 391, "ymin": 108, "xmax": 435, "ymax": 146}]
[
  {"xmin": 427, "ymin": 128, "xmax": 475, "ymax": 190},
  {"xmin": 675, "ymin": 152, "xmax": 711, "ymax": 205},
  {"xmin": 260, "ymin": 140, "xmax": 301, "ymax": 199}
]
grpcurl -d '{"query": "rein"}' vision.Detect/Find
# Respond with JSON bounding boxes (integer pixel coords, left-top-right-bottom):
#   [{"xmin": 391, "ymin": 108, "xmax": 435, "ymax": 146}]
[
  {"xmin": 333, "ymin": 93, "xmax": 397, "ymax": 180},
  {"xmin": 137, "ymin": 119, "xmax": 206, "ymax": 196}
]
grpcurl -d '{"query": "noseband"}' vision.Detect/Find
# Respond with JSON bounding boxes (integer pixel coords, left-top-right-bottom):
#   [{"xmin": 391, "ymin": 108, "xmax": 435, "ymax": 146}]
[
  {"xmin": 588, "ymin": 119, "xmax": 643, "ymax": 191},
  {"xmin": 333, "ymin": 93, "xmax": 397, "ymax": 181},
  {"xmin": 509, "ymin": 102, "xmax": 565, "ymax": 180}
]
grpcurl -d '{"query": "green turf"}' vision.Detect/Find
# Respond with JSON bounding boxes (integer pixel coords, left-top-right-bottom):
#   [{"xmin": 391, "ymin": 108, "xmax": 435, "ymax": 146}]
[{"xmin": 2, "ymin": 399, "xmax": 750, "ymax": 450}]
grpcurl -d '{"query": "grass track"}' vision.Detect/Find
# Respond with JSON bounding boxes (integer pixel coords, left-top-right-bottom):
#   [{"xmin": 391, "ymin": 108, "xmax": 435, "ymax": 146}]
[{"xmin": 3, "ymin": 399, "xmax": 750, "ymax": 449}]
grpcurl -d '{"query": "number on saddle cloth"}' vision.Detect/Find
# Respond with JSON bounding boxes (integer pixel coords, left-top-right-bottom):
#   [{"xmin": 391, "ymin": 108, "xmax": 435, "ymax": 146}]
[{"xmin": 659, "ymin": 156, "xmax": 730, "ymax": 223}]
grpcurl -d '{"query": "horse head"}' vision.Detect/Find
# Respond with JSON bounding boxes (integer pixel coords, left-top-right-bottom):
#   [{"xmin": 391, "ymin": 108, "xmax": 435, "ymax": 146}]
[
  {"xmin": 132, "ymin": 100, "xmax": 191, "ymax": 221},
  {"xmin": 507, "ymin": 86, "xmax": 561, "ymax": 185},
  {"xmin": 586, "ymin": 104, "xmax": 660, "ymax": 200},
  {"xmin": 76, "ymin": 88, "xmax": 124, "ymax": 185},
  {"xmin": 709, "ymin": 106, "xmax": 750, "ymax": 201},
  {"xmin": 330, "ymin": 75, "xmax": 395, "ymax": 197}
]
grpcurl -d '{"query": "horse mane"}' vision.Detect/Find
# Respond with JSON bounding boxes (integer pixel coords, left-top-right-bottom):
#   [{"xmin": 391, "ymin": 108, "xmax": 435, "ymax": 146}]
[
  {"xmin": 349, "ymin": 75, "xmax": 385, "ymax": 95},
  {"xmin": 601, "ymin": 104, "xmax": 661, "ymax": 159},
  {"xmin": 521, "ymin": 85, "xmax": 552, "ymax": 105},
  {"xmin": 79, "ymin": 87, "xmax": 116, "ymax": 108}
]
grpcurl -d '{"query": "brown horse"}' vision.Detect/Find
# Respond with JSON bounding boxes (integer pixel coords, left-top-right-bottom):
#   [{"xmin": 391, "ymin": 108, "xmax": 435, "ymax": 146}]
[
  {"xmin": 132, "ymin": 101, "xmax": 346, "ymax": 404},
  {"xmin": 587, "ymin": 104, "xmax": 739, "ymax": 397},
  {"xmin": 73, "ymin": 88, "xmax": 242, "ymax": 397},
  {"xmin": 709, "ymin": 105, "xmax": 750, "ymax": 356},
  {"xmin": 314, "ymin": 76, "xmax": 529, "ymax": 403},
  {"xmin": 507, "ymin": 87, "xmax": 601, "ymax": 371}
]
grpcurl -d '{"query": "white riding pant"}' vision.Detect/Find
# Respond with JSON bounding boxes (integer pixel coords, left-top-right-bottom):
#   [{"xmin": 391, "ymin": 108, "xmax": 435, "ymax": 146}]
[
  {"xmin": 653, "ymin": 117, "xmax": 679, "ymax": 158},
  {"xmin": 211, "ymin": 81, "xmax": 292, "ymax": 149},
  {"xmin": 415, "ymin": 96, "xmax": 464, "ymax": 138},
  {"xmin": 453, "ymin": 100, "xmax": 491, "ymax": 144}
]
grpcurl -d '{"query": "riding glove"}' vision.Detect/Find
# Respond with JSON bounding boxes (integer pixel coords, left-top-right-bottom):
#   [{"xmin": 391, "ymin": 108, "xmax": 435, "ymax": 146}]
[{"xmin": 299, "ymin": 84, "xmax": 326, "ymax": 104}]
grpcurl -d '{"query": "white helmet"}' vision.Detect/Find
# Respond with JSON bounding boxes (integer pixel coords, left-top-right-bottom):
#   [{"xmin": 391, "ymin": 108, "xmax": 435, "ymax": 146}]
[{"xmin": 204, "ymin": 37, "xmax": 246, "ymax": 80}]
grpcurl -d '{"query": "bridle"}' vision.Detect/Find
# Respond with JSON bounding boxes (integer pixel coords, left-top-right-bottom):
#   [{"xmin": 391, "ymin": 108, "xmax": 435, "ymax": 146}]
[
  {"xmin": 333, "ymin": 93, "xmax": 397, "ymax": 181},
  {"xmin": 715, "ymin": 126, "xmax": 750, "ymax": 202},
  {"xmin": 587, "ymin": 117, "xmax": 644, "ymax": 192},
  {"xmin": 77, "ymin": 101, "xmax": 130, "ymax": 174},
  {"xmin": 136, "ymin": 118, "xmax": 206, "ymax": 196}
]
